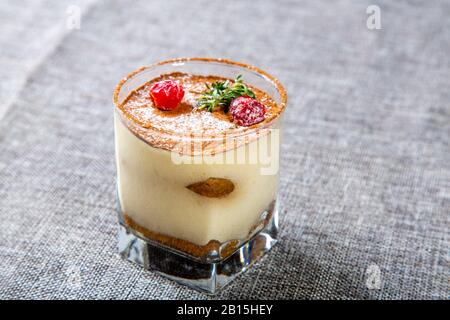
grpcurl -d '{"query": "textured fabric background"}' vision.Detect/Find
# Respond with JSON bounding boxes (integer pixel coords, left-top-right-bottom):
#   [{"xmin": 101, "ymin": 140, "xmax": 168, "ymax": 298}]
[{"xmin": 0, "ymin": 0, "xmax": 448, "ymax": 299}]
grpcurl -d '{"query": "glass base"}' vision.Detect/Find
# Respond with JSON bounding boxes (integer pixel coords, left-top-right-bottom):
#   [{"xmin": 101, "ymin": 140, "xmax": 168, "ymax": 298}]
[{"xmin": 117, "ymin": 207, "xmax": 278, "ymax": 294}]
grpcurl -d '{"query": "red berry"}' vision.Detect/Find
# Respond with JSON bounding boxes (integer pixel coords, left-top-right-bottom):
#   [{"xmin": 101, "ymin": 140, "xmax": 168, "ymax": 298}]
[
  {"xmin": 149, "ymin": 80, "xmax": 184, "ymax": 110},
  {"xmin": 229, "ymin": 96, "xmax": 266, "ymax": 126}
]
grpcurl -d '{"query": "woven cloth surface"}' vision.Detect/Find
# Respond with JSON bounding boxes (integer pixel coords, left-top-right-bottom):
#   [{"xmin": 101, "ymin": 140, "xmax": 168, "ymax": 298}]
[{"xmin": 0, "ymin": 0, "xmax": 448, "ymax": 299}]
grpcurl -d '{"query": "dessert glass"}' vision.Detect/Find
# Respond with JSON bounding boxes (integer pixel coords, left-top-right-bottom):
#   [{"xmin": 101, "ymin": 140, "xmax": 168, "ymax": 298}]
[{"xmin": 113, "ymin": 58, "xmax": 287, "ymax": 294}]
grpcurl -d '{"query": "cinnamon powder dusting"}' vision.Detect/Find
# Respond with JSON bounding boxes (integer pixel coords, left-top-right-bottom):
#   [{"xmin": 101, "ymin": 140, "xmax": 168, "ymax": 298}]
[{"xmin": 117, "ymin": 73, "xmax": 283, "ymax": 154}]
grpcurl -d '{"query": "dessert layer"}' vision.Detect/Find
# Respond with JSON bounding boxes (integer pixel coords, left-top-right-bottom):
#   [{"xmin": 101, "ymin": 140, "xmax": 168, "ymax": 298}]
[
  {"xmin": 124, "ymin": 214, "xmax": 239, "ymax": 260},
  {"xmin": 123, "ymin": 200, "xmax": 274, "ymax": 261},
  {"xmin": 115, "ymin": 115, "xmax": 279, "ymax": 246},
  {"xmin": 117, "ymin": 72, "xmax": 282, "ymax": 152}
]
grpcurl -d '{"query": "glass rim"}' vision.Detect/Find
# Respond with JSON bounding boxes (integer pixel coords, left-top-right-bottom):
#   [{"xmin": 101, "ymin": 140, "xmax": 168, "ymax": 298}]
[{"xmin": 113, "ymin": 57, "xmax": 288, "ymax": 142}]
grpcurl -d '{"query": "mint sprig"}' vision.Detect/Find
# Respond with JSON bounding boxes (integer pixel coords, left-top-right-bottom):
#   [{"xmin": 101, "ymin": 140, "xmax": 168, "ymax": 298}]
[{"xmin": 196, "ymin": 75, "xmax": 255, "ymax": 112}]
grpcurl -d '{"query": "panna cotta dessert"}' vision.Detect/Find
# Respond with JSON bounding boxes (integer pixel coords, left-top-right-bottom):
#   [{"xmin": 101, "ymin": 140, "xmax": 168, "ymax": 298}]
[{"xmin": 113, "ymin": 58, "xmax": 287, "ymax": 293}]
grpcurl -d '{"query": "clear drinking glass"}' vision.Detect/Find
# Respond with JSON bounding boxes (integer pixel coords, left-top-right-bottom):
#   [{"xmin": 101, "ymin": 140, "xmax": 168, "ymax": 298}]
[{"xmin": 113, "ymin": 58, "xmax": 287, "ymax": 294}]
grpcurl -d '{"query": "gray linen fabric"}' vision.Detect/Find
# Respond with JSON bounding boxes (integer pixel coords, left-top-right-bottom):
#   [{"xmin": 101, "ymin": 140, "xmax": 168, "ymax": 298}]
[{"xmin": 0, "ymin": 0, "xmax": 448, "ymax": 299}]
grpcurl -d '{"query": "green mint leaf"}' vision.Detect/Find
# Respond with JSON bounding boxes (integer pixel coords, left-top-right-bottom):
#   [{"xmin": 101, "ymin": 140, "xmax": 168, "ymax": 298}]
[{"xmin": 195, "ymin": 75, "xmax": 255, "ymax": 112}]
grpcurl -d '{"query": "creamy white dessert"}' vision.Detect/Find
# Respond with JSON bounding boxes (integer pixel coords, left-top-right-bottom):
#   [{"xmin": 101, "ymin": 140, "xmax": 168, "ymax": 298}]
[{"xmin": 114, "ymin": 72, "xmax": 284, "ymax": 258}]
